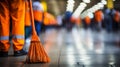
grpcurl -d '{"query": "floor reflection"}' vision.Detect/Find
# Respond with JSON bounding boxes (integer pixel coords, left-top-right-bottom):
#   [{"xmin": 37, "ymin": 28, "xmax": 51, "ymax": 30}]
[{"xmin": 0, "ymin": 27, "xmax": 120, "ymax": 67}]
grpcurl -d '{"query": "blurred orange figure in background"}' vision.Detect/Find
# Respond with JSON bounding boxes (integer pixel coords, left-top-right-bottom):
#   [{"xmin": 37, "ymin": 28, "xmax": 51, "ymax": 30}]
[{"xmin": 84, "ymin": 16, "xmax": 91, "ymax": 25}]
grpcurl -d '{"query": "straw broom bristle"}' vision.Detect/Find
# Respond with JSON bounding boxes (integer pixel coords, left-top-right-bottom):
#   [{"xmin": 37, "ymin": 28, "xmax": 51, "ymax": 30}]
[
  {"xmin": 26, "ymin": 0, "xmax": 50, "ymax": 63},
  {"xmin": 26, "ymin": 35, "xmax": 50, "ymax": 63}
]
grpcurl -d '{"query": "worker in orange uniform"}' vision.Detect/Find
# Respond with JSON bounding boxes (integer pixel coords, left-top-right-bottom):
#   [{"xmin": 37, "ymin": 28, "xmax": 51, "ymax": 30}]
[
  {"xmin": 113, "ymin": 10, "xmax": 120, "ymax": 31},
  {"xmin": 0, "ymin": 0, "xmax": 27, "ymax": 57},
  {"xmin": 70, "ymin": 17, "xmax": 81, "ymax": 28},
  {"xmin": 83, "ymin": 16, "xmax": 91, "ymax": 29},
  {"xmin": 33, "ymin": 0, "xmax": 44, "ymax": 36},
  {"xmin": 43, "ymin": 12, "xmax": 57, "ymax": 30},
  {"xmin": 94, "ymin": 10, "xmax": 104, "ymax": 31},
  {"xmin": 44, "ymin": 12, "xmax": 56, "ymax": 25},
  {"xmin": 25, "ymin": 0, "xmax": 31, "ymax": 39}
]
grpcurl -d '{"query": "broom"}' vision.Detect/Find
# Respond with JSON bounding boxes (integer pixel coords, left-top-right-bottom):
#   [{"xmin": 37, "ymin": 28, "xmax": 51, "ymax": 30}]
[{"xmin": 26, "ymin": 0, "xmax": 50, "ymax": 63}]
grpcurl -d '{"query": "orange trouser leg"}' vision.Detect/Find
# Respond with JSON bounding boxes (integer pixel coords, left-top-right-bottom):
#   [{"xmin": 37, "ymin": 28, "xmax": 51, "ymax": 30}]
[
  {"xmin": 10, "ymin": 0, "xmax": 25, "ymax": 51},
  {"xmin": 0, "ymin": 0, "xmax": 10, "ymax": 52},
  {"xmin": 25, "ymin": 1, "xmax": 31, "ymax": 26}
]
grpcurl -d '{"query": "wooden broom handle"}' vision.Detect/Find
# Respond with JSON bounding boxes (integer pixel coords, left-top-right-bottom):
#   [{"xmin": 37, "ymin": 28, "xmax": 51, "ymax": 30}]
[{"xmin": 29, "ymin": 0, "xmax": 37, "ymax": 35}]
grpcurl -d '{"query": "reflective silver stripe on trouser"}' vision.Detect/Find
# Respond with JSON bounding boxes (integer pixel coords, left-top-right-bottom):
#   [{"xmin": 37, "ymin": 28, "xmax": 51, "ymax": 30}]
[
  {"xmin": 0, "ymin": 36, "xmax": 9, "ymax": 40},
  {"xmin": 12, "ymin": 35, "xmax": 24, "ymax": 39}
]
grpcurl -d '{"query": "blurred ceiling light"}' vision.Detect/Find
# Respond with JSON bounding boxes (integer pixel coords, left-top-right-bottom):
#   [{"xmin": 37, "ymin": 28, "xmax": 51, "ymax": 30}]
[
  {"xmin": 82, "ymin": 0, "xmax": 90, "ymax": 3},
  {"xmin": 101, "ymin": 0, "xmax": 107, "ymax": 5},
  {"xmin": 66, "ymin": 0, "xmax": 75, "ymax": 12},
  {"xmin": 98, "ymin": 3, "xmax": 104, "ymax": 9},
  {"xmin": 72, "ymin": 2, "xmax": 87, "ymax": 18},
  {"xmin": 81, "ymin": 0, "xmax": 106, "ymax": 18}
]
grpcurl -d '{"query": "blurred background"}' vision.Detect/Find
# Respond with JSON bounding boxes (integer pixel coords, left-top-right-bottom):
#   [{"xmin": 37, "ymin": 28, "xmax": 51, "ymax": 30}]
[
  {"xmin": 35, "ymin": 0, "xmax": 120, "ymax": 16},
  {"xmin": 1, "ymin": 0, "xmax": 120, "ymax": 67},
  {"xmin": 31, "ymin": 0, "xmax": 120, "ymax": 33}
]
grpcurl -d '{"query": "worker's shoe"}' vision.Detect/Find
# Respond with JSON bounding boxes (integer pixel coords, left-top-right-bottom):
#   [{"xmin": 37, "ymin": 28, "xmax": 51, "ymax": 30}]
[
  {"xmin": 14, "ymin": 49, "xmax": 27, "ymax": 57},
  {"xmin": 0, "ymin": 51, "xmax": 8, "ymax": 57}
]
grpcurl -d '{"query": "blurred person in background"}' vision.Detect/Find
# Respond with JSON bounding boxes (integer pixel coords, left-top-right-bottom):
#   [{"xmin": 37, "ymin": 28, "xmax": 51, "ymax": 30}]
[
  {"xmin": 83, "ymin": 16, "xmax": 91, "ymax": 29},
  {"xmin": 24, "ymin": 0, "xmax": 32, "ymax": 52},
  {"xmin": 112, "ymin": 10, "xmax": 120, "ymax": 32},
  {"xmin": 0, "ymin": 0, "xmax": 27, "ymax": 57},
  {"xmin": 25, "ymin": 0, "xmax": 31, "ymax": 39},
  {"xmin": 70, "ymin": 17, "xmax": 81, "ymax": 29},
  {"xmin": 62, "ymin": 11, "xmax": 74, "ymax": 32},
  {"xmin": 33, "ymin": 0, "xmax": 44, "ymax": 36},
  {"xmin": 43, "ymin": 12, "xmax": 57, "ymax": 30},
  {"xmin": 94, "ymin": 10, "xmax": 104, "ymax": 31},
  {"xmin": 103, "ymin": 8, "xmax": 113, "ymax": 32}
]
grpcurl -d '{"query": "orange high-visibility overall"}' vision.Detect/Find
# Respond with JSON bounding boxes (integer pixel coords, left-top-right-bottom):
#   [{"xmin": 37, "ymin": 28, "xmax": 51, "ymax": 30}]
[
  {"xmin": 49, "ymin": 14, "xmax": 57, "ymax": 25},
  {"xmin": 33, "ymin": 11, "xmax": 43, "ymax": 22},
  {"xmin": 94, "ymin": 10, "xmax": 103, "ymax": 23},
  {"xmin": 70, "ymin": 17, "xmax": 81, "ymax": 25},
  {"xmin": 25, "ymin": 0, "xmax": 31, "ymax": 26},
  {"xmin": 114, "ymin": 11, "xmax": 120, "ymax": 23},
  {"xmin": 43, "ymin": 12, "xmax": 51, "ymax": 25},
  {"xmin": 43, "ymin": 12, "xmax": 57, "ymax": 25},
  {"xmin": 84, "ymin": 16, "xmax": 91, "ymax": 25},
  {"xmin": 33, "ymin": 1, "xmax": 43, "ymax": 22},
  {"xmin": 0, "ymin": 0, "xmax": 25, "ymax": 52}
]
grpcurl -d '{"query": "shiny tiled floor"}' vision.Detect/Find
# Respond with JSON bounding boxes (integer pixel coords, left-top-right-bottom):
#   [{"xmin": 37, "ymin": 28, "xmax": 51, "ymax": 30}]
[{"xmin": 0, "ymin": 28, "xmax": 120, "ymax": 67}]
